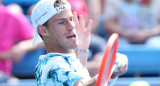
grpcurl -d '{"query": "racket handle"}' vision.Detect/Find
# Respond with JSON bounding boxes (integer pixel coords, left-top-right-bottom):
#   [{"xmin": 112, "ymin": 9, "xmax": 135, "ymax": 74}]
[
  {"xmin": 113, "ymin": 62, "xmax": 119, "ymax": 72},
  {"xmin": 111, "ymin": 62, "xmax": 118, "ymax": 76},
  {"xmin": 95, "ymin": 74, "xmax": 99, "ymax": 81},
  {"xmin": 108, "ymin": 63, "xmax": 118, "ymax": 86}
]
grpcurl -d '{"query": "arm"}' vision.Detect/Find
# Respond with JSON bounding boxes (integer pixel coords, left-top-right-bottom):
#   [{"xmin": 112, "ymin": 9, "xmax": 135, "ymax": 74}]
[
  {"xmin": 74, "ymin": 53, "xmax": 128, "ymax": 86},
  {"xmin": 73, "ymin": 12, "xmax": 97, "ymax": 86},
  {"xmin": 73, "ymin": 12, "xmax": 128, "ymax": 86},
  {"xmin": 10, "ymin": 11, "xmax": 43, "ymax": 61},
  {"xmin": 104, "ymin": 17, "xmax": 157, "ymax": 44},
  {"xmin": 103, "ymin": 0, "xmax": 149, "ymax": 44},
  {"xmin": 0, "ymin": 38, "xmax": 43, "ymax": 62},
  {"xmin": 74, "ymin": 77, "xmax": 96, "ymax": 86},
  {"xmin": 73, "ymin": 12, "xmax": 92, "ymax": 66},
  {"xmin": 104, "ymin": 18, "xmax": 136, "ymax": 40},
  {"xmin": 104, "ymin": 2, "xmax": 160, "ymax": 44},
  {"xmin": 0, "ymin": 11, "xmax": 42, "ymax": 61},
  {"xmin": 85, "ymin": 0, "xmax": 101, "ymax": 33},
  {"xmin": 9, "ymin": 38, "xmax": 43, "ymax": 62},
  {"xmin": 103, "ymin": 1, "xmax": 136, "ymax": 40}
]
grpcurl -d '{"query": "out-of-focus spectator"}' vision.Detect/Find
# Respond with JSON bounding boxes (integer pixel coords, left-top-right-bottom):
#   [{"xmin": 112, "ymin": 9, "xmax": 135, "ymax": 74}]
[
  {"xmin": 103, "ymin": 0, "xmax": 160, "ymax": 45},
  {"xmin": 6, "ymin": 3, "xmax": 23, "ymax": 14},
  {"xmin": 2, "ymin": 0, "xmax": 39, "ymax": 14},
  {"xmin": 0, "ymin": 1, "xmax": 39, "ymax": 82},
  {"xmin": 27, "ymin": 4, "xmax": 36, "ymax": 16},
  {"xmin": 85, "ymin": 0, "xmax": 101, "ymax": 33}
]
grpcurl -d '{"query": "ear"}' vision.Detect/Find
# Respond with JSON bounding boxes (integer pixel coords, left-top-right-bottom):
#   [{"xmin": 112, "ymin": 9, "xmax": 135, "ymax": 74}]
[{"xmin": 37, "ymin": 25, "xmax": 49, "ymax": 37}]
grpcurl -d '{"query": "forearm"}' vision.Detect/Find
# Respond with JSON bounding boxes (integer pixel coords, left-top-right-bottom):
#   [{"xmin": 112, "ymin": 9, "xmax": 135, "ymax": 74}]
[
  {"xmin": 105, "ymin": 20, "xmax": 128, "ymax": 37},
  {"xmin": 0, "ymin": 39, "xmax": 35, "ymax": 60},
  {"xmin": 105, "ymin": 19, "xmax": 137, "ymax": 39},
  {"xmin": 74, "ymin": 76, "xmax": 96, "ymax": 86},
  {"xmin": 75, "ymin": 49, "xmax": 89, "ymax": 66},
  {"xmin": 83, "ymin": 75, "xmax": 97, "ymax": 86},
  {"xmin": 149, "ymin": 26, "xmax": 160, "ymax": 36},
  {"xmin": 0, "ymin": 39, "xmax": 43, "ymax": 61},
  {"xmin": 0, "ymin": 52, "xmax": 9, "ymax": 60},
  {"xmin": 85, "ymin": 75, "xmax": 117, "ymax": 86},
  {"xmin": 16, "ymin": 39, "xmax": 43, "ymax": 52}
]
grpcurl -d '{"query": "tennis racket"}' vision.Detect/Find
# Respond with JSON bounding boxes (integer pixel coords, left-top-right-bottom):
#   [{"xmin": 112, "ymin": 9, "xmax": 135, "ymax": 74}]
[{"xmin": 96, "ymin": 33, "xmax": 119, "ymax": 86}]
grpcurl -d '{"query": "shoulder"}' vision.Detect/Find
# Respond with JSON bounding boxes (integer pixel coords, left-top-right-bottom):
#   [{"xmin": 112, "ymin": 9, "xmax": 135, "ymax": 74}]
[
  {"xmin": 35, "ymin": 54, "xmax": 67, "ymax": 72},
  {"xmin": 35, "ymin": 53, "xmax": 77, "ymax": 77},
  {"xmin": 35, "ymin": 54, "xmax": 80, "ymax": 85}
]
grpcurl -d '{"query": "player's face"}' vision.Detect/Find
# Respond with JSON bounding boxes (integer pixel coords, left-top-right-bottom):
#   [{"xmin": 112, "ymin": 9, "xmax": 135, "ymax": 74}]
[{"xmin": 46, "ymin": 9, "xmax": 78, "ymax": 50}]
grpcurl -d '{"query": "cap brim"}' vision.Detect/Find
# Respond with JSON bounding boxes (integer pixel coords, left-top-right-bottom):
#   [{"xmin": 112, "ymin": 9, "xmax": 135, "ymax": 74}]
[{"xmin": 32, "ymin": 32, "xmax": 43, "ymax": 46}]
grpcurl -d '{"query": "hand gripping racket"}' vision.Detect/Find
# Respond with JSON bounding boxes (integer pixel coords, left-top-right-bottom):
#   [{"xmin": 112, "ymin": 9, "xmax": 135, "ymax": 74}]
[{"xmin": 96, "ymin": 33, "xmax": 119, "ymax": 86}]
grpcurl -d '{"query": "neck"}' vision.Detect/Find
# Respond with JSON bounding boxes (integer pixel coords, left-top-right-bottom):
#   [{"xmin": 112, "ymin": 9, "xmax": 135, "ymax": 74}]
[
  {"xmin": 44, "ymin": 42, "xmax": 74, "ymax": 54},
  {"xmin": 46, "ymin": 46, "xmax": 74, "ymax": 54}
]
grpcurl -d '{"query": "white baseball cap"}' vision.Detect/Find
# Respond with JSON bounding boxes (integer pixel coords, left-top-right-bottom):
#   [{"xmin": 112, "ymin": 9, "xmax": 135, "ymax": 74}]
[{"xmin": 31, "ymin": 0, "xmax": 71, "ymax": 46}]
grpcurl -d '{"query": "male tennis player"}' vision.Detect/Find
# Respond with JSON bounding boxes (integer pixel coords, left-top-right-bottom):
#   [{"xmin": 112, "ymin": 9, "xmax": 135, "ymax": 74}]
[{"xmin": 31, "ymin": 0, "xmax": 128, "ymax": 85}]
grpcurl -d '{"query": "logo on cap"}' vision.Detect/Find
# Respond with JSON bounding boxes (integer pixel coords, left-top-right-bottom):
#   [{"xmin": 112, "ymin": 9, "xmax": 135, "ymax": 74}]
[
  {"xmin": 56, "ymin": 6, "xmax": 66, "ymax": 13},
  {"xmin": 35, "ymin": 12, "xmax": 48, "ymax": 24}
]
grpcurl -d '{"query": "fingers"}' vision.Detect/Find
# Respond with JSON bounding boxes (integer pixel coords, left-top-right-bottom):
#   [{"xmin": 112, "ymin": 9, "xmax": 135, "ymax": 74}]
[
  {"xmin": 113, "ymin": 53, "xmax": 128, "ymax": 75},
  {"xmin": 118, "ymin": 64, "xmax": 127, "ymax": 74},
  {"xmin": 116, "ymin": 53, "xmax": 127, "ymax": 67},
  {"xmin": 73, "ymin": 11, "xmax": 92, "ymax": 31},
  {"xmin": 73, "ymin": 12, "xmax": 79, "ymax": 27},
  {"xmin": 86, "ymin": 19, "xmax": 93, "ymax": 32},
  {"xmin": 79, "ymin": 15, "xmax": 92, "ymax": 31},
  {"xmin": 79, "ymin": 15, "xmax": 85, "ymax": 29}
]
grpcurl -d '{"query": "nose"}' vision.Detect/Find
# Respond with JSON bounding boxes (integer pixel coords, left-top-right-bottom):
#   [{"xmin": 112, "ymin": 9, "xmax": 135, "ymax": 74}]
[{"xmin": 67, "ymin": 20, "xmax": 75, "ymax": 31}]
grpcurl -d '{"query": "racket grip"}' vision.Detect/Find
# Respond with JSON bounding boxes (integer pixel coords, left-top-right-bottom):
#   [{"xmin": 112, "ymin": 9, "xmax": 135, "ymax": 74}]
[
  {"xmin": 111, "ymin": 62, "xmax": 118, "ymax": 75},
  {"xmin": 95, "ymin": 74, "xmax": 99, "ymax": 81},
  {"xmin": 113, "ymin": 62, "xmax": 119, "ymax": 72}
]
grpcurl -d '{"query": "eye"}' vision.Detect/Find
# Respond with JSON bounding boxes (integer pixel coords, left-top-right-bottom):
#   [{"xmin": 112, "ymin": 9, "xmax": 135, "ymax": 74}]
[{"xmin": 58, "ymin": 21, "xmax": 65, "ymax": 24}]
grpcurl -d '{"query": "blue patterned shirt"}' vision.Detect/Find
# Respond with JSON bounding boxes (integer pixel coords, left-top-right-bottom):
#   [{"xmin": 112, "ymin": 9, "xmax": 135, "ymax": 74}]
[{"xmin": 35, "ymin": 53, "xmax": 91, "ymax": 86}]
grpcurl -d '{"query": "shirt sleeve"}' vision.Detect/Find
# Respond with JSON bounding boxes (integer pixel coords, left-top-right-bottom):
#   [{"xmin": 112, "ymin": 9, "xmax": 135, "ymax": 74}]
[
  {"xmin": 36, "ymin": 56, "xmax": 81, "ymax": 86},
  {"xmin": 48, "ymin": 67, "xmax": 81, "ymax": 86}
]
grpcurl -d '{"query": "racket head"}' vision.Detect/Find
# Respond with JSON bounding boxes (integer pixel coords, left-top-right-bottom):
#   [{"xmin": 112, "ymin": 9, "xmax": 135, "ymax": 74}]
[{"xmin": 96, "ymin": 33, "xmax": 119, "ymax": 86}]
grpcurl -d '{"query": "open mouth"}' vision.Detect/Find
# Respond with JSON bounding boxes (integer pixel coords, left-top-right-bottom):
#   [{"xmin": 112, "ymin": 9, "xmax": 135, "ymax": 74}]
[{"xmin": 66, "ymin": 34, "xmax": 76, "ymax": 39}]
